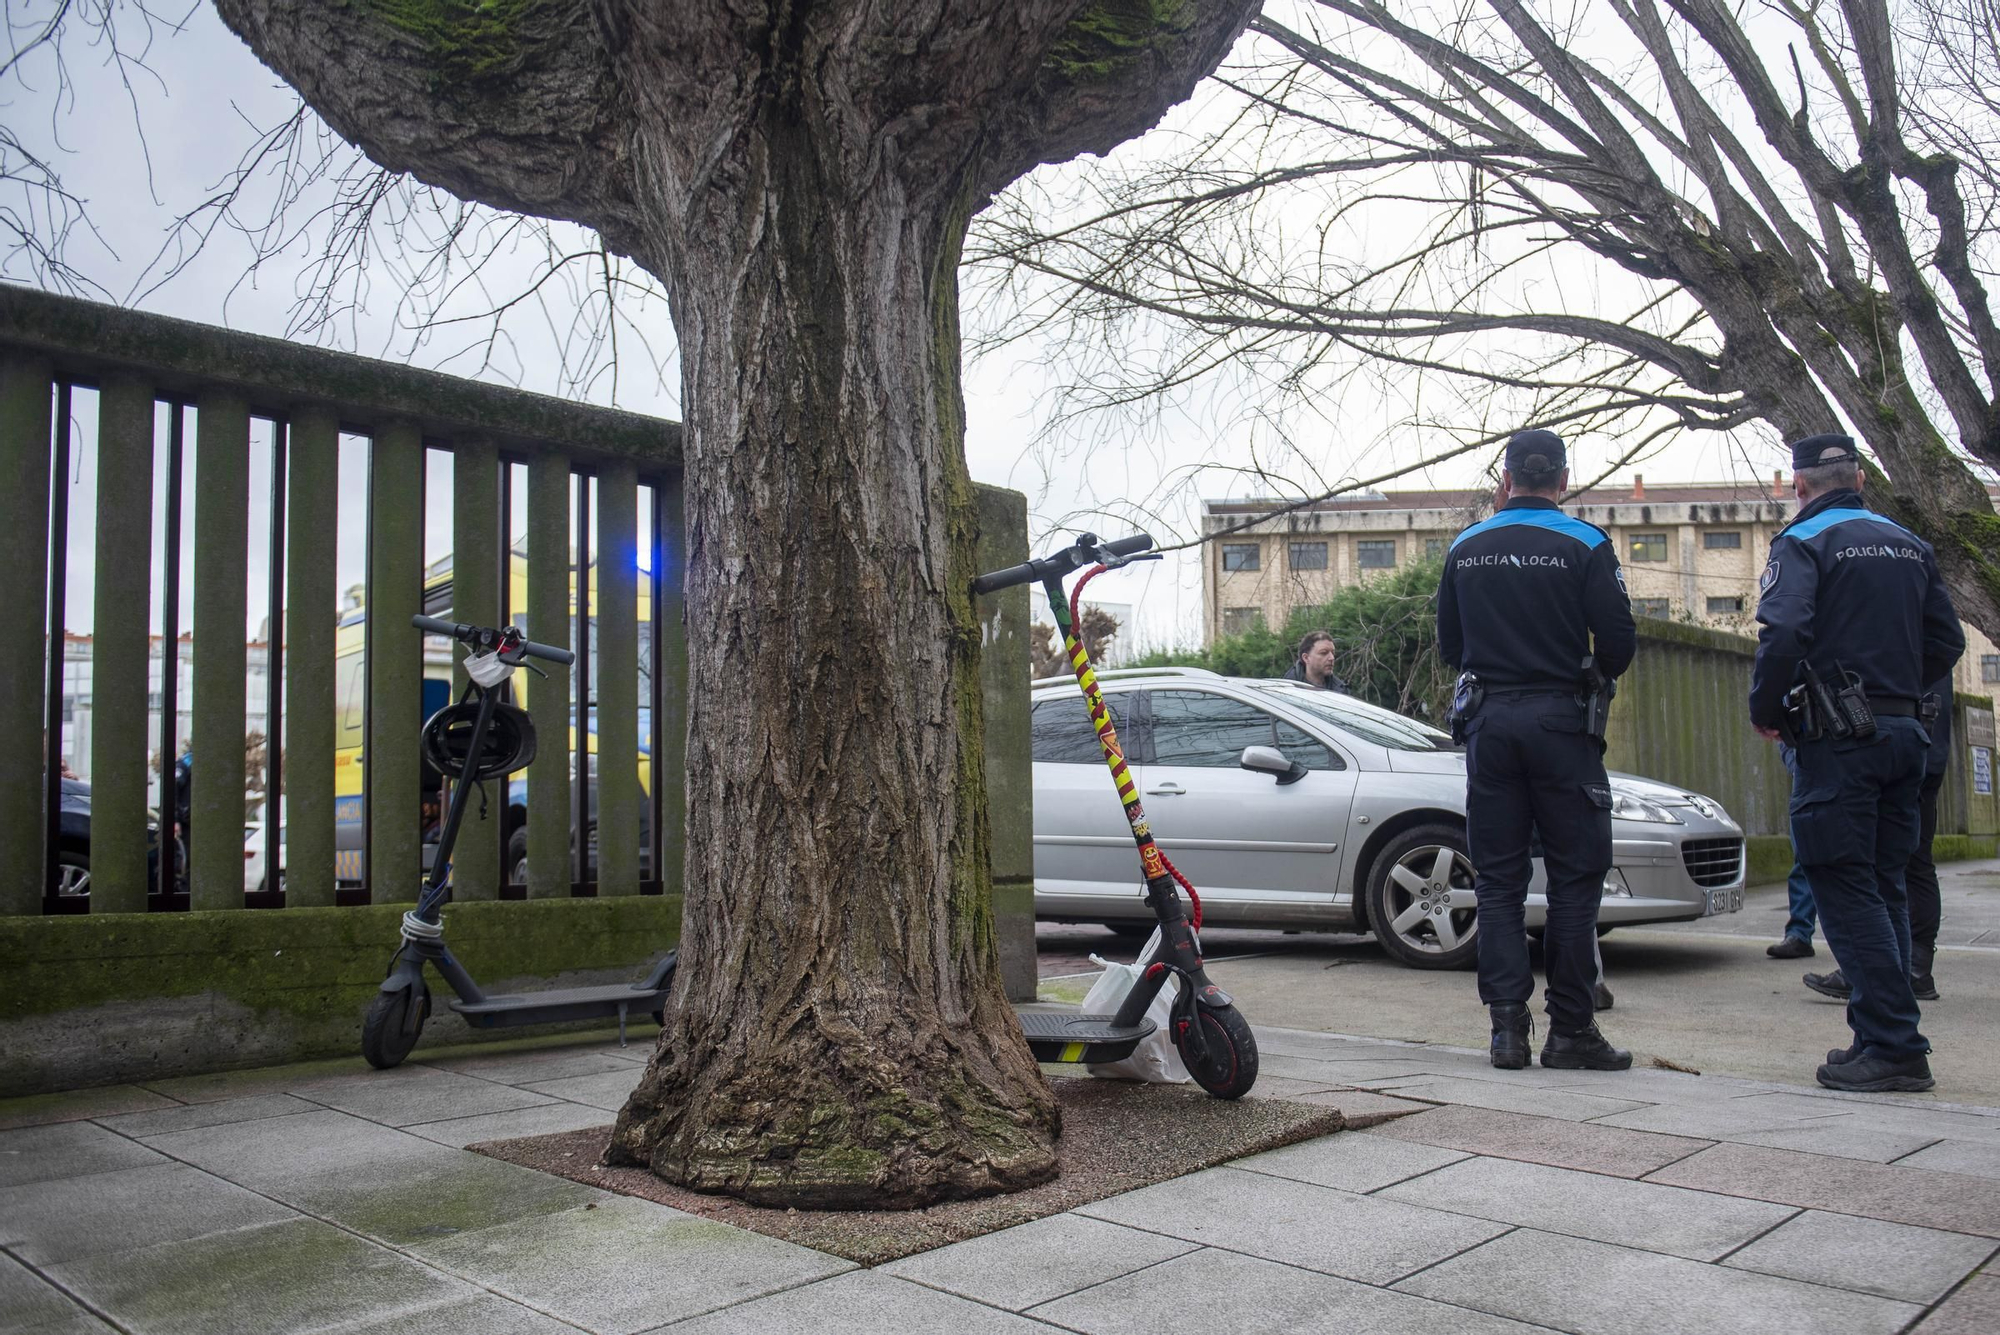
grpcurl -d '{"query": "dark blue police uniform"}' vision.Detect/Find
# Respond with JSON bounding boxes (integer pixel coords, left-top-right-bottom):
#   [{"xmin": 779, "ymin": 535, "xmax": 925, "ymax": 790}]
[
  {"xmin": 1750, "ymin": 443, "xmax": 1963, "ymax": 1089},
  {"xmin": 1437, "ymin": 448, "xmax": 1636, "ymax": 1048}
]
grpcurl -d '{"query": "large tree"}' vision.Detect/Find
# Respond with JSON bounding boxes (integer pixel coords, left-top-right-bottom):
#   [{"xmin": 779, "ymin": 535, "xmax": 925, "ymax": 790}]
[
  {"xmin": 972, "ymin": 0, "xmax": 2000, "ymax": 637},
  {"xmin": 208, "ymin": 1, "xmax": 1259, "ymax": 1208}
]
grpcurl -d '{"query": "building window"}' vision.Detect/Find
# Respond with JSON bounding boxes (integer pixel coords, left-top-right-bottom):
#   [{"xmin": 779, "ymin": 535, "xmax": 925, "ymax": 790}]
[
  {"xmin": 1288, "ymin": 541, "xmax": 1328, "ymax": 570},
  {"xmin": 1706, "ymin": 596, "xmax": 1744, "ymax": 615},
  {"xmin": 1633, "ymin": 598, "xmax": 1671, "ymax": 617},
  {"xmin": 1221, "ymin": 607, "xmax": 1263, "ymax": 636},
  {"xmin": 1629, "ymin": 533, "xmax": 1668, "ymax": 562},
  {"xmin": 1357, "ymin": 539, "xmax": 1397, "ymax": 569},
  {"xmin": 1983, "ymin": 655, "xmax": 2000, "ymax": 684},
  {"xmin": 1221, "ymin": 543, "xmax": 1260, "ymax": 572},
  {"xmin": 1425, "ymin": 538, "xmax": 1445, "ymax": 559},
  {"xmin": 1704, "ymin": 530, "xmax": 1743, "ymax": 550}
]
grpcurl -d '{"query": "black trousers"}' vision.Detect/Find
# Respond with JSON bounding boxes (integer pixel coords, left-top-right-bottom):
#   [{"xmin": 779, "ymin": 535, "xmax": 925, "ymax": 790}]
[
  {"xmin": 1790, "ymin": 718, "xmax": 1929, "ymax": 1059},
  {"xmin": 1464, "ymin": 695, "xmax": 1612, "ymax": 1034},
  {"xmin": 1908, "ymin": 771, "xmax": 1944, "ymax": 954}
]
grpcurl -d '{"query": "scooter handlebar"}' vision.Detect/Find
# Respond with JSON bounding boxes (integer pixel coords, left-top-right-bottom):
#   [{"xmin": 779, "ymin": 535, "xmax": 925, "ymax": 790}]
[
  {"xmin": 971, "ymin": 531, "xmax": 1156, "ymax": 595},
  {"xmin": 410, "ymin": 615, "xmax": 576, "ymax": 666}
]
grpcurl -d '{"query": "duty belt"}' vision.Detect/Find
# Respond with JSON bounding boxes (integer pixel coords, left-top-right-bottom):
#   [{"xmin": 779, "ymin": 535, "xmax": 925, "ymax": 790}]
[{"xmin": 1867, "ymin": 697, "xmax": 1920, "ymax": 719}]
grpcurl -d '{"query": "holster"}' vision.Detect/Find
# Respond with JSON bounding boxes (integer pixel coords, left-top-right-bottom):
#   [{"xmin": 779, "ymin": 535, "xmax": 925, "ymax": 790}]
[
  {"xmin": 1447, "ymin": 671, "xmax": 1483, "ymax": 745},
  {"xmin": 1577, "ymin": 656, "xmax": 1612, "ymax": 743}
]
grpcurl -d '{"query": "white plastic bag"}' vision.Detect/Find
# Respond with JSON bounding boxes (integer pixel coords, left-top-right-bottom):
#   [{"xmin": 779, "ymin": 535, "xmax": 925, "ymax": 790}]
[{"xmin": 1081, "ymin": 929, "xmax": 1190, "ymax": 1084}]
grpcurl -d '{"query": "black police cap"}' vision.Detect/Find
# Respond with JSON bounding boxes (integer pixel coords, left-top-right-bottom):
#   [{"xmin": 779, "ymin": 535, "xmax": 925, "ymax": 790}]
[
  {"xmin": 1790, "ymin": 432, "xmax": 1860, "ymax": 470},
  {"xmin": 1505, "ymin": 428, "xmax": 1565, "ymax": 476}
]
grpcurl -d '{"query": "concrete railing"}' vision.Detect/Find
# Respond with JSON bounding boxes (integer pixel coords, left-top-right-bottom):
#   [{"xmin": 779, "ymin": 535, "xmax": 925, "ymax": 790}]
[{"xmin": 0, "ymin": 289, "xmax": 1036, "ymax": 1092}]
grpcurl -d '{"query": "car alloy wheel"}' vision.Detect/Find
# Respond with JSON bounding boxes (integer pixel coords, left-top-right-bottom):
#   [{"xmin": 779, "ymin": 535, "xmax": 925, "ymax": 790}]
[
  {"xmin": 55, "ymin": 854, "xmax": 90, "ymax": 897},
  {"xmin": 1365, "ymin": 824, "xmax": 1479, "ymax": 970}
]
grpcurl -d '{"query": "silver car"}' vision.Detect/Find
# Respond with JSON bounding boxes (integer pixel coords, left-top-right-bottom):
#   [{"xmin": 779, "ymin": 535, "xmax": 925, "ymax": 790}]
[{"xmin": 1031, "ymin": 668, "xmax": 1746, "ymax": 969}]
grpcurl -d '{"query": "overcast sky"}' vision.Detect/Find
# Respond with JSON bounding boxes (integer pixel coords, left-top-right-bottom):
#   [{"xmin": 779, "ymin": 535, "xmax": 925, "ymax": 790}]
[{"xmin": 13, "ymin": 1, "xmax": 1781, "ymax": 649}]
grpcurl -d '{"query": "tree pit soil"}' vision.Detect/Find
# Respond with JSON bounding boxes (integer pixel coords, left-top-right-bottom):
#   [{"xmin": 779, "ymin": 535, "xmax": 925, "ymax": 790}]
[{"xmin": 471, "ymin": 1074, "xmax": 1357, "ymax": 1265}]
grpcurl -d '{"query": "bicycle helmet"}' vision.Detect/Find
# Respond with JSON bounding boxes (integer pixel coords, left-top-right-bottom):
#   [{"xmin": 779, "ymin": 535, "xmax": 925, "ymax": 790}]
[{"xmin": 420, "ymin": 701, "xmax": 537, "ymax": 780}]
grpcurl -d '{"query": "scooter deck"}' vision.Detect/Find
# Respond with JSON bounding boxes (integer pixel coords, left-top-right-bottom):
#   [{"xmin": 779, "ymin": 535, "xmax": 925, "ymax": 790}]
[
  {"xmin": 1018, "ymin": 1011, "xmax": 1155, "ymax": 1064},
  {"xmin": 449, "ymin": 982, "xmax": 668, "ymax": 1029}
]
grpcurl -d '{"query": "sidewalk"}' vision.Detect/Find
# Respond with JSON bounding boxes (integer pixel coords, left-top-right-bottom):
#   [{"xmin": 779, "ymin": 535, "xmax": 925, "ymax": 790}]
[{"xmin": 4, "ymin": 1025, "xmax": 1997, "ymax": 1334}]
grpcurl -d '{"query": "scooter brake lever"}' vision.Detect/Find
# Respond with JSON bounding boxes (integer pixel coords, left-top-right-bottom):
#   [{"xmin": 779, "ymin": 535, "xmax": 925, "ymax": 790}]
[{"xmin": 1099, "ymin": 551, "xmax": 1164, "ymax": 571}]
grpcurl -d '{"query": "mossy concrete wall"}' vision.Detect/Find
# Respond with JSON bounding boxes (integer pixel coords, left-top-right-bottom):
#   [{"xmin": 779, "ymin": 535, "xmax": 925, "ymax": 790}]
[
  {"xmin": 0, "ymin": 897, "xmax": 680, "ymax": 1096},
  {"xmin": 1608, "ymin": 618, "xmax": 1999, "ymax": 838},
  {"xmin": 1743, "ymin": 833, "xmax": 1996, "ymax": 887},
  {"xmin": 976, "ymin": 485, "xmax": 1037, "ymax": 1002}
]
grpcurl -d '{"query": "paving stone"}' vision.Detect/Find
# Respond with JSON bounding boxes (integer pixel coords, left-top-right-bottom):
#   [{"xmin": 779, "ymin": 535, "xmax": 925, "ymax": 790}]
[
  {"xmin": 1911, "ymin": 1272, "xmax": 2000, "ymax": 1334},
  {"xmin": 1377, "ymin": 1155, "xmax": 1794, "ymax": 1260},
  {"xmin": 1281, "ymin": 1089, "xmax": 1435, "ymax": 1126},
  {"xmin": 403, "ymin": 1101, "xmax": 613, "ymax": 1149},
  {"xmin": 46, "ymin": 1216, "xmax": 475, "ymax": 1335},
  {"xmin": 412, "ymin": 1195, "xmax": 851, "ymax": 1334},
  {"xmin": 1645, "ymin": 1142, "xmax": 2000, "ymax": 1237},
  {"xmin": 880, "ymin": 1212, "xmax": 1196, "ymax": 1311},
  {"xmin": 148, "ymin": 1109, "xmax": 601, "ymax": 1246},
  {"xmin": 1231, "ymin": 1129, "xmax": 1468, "ymax": 1193},
  {"xmin": 141, "ymin": 1055, "xmax": 371, "ymax": 1104},
  {"xmin": 0, "ymin": 1121, "xmax": 163, "ymax": 1187},
  {"xmin": 1722, "ymin": 1209, "xmax": 1998, "ymax": 1303},
  {"xmin": 517, "ymin": 1066, "xmax": 647, "ymax": 1110},
  {"xmin": 1366, "ymin": 1076, "xmax": 1647, "ymax": 1122},
  {"xmin": 1373, "ymin": 1104, "xmax": 1711, "ymax": 1179},
  {"xmin": 1896, "ymin": 1138, "xmax": 2000, "ymax": 1180},
  {"xmin": 1254, "ymin": 1053, "xmax": 1446, "ymax": 1086},
  {"xmin": 1028, "ymin": 1244, "xmax": 1558, "ymax": 1334},
  {"xmin": 1595, "ymin": 1101, "xmax": 1831, "ymax": 1141},
  {"xmin": 662, "ymin": 1269, "xmax": 1056, "ymax": 1334},
  {"xmin": 313, "ymin": 1291, "xmax": 580, "ymax": 1335},
  {"xmin": 417, "ymin": 1043, "xmax": 639, "ymax": 1085},
  {"xmin": 1730, "ymin": 1119, "xmax": 1942, "ymax": 1164},
  {"xmin": 1076, "ymin": 1164, "xmax": 1506, "ymax": 1285},
  {"xmin": 1397, "ymin": 1227, "xmax": 1921, "ymax": 1335},
  {"xmin": 0, "ymin": 1163, "xmax": 296, "ymax": 1265},
  {"xmin": 289, "ymin": 1065, "xmax": 558, "ymax": 1126},
  {"xmin": 0, "ymin": 1085, "xmax": 180, "ymax": 1131},
  {"xmin": 1240, "ymin": 1073, "xmax": 1342, "ymax": 1100},
  {"xmin": 97, "ymin": 1094, "xmax": 320, "ymax": 1139},
  {"xmin": 0, "ymin": 1251, "xmax": 117, "ymax": 1334}
]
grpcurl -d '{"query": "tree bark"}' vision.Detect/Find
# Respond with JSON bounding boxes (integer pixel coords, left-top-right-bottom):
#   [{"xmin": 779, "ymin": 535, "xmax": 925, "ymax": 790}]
[
  {"xmin": 603, "ymin": 134, "xmax": 1063, "ymax": 1208},
  {"xmin": 212, "ymin": 0, "xmax": 1261, "ymax": 1209}
]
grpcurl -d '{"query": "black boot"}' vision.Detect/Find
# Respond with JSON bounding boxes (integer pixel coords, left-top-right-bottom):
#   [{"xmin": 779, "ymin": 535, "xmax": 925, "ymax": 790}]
[
  {"xmin": 1825, "ymin": 1038, "xmax": 1862, "ymax": 1066},
  {"xmin": 1489, "ymin": 1002, "xmax": 1531, "ymax": 1070},
  {"xmin": 1541, "ymin": 1024, "xmax": 1632, "ymax": 1071},
  {"xmin": 1816, "ymin": 1051, "xmax": 1934, "ymax": 1093},
  {"xmin": 1803, "ymin": 969, "xmax": 1851, "ymax": 1000},
  {"xmin": 1912, "ymin": 945, "xmax": 1939, "ymax": 1001}
]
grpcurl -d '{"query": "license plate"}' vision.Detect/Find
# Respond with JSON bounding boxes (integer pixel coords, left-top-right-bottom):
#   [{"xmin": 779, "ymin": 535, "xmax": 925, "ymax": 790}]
[{"xmin": 1706, "ymin": 886, "xmax": 1743, "ymax": 915}]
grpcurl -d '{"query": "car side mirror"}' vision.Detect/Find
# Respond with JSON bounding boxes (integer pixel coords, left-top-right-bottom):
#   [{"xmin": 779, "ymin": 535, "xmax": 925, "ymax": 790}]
[{"xmin": 1240, "ymin": 745, "xmax": 1308, "ymax": 786}]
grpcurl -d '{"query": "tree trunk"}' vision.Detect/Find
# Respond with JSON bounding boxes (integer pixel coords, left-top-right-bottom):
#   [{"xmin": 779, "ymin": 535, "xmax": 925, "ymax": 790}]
[{"xmin": 603, "ymin": 120, "xmax": 1058, "ymax": 1208}]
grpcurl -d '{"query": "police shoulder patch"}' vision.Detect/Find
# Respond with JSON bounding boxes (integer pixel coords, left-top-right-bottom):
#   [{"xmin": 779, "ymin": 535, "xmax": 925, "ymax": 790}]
[
  {"xmin": 1615, "ymin": 566, "xmax": 1628, "ymax": 597},
  {"xmin": 1760, "ymin": 558, "xmax": 1780, "ymax": 593}
]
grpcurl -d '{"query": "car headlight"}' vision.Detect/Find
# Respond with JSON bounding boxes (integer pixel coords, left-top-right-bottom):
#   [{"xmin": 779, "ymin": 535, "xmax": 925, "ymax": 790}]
[{"xmin": 1609, "ymin": 789, "xmax": 1682, "ymax": 824}]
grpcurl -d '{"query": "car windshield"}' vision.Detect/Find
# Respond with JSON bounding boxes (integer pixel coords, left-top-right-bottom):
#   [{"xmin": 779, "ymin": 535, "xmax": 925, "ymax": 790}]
[{"xmin": 1254, "ymin": 682, "xmax": 1460, "ymax": 752}]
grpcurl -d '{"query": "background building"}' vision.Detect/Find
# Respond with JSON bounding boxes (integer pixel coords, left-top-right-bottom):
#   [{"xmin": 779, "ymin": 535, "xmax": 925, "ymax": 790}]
[{"xmin": 1202, "ymin": 475, "xmax": 2000, "ymax": 710}]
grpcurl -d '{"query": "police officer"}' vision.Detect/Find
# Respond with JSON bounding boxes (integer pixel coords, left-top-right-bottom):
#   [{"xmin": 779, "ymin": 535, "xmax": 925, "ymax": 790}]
[
  {"xmin": 1750, "ymin": 434, "xmax": 1963, "ymax": 1094},
  {"xmin": 1437, "ymin": 429, "xmax": 1636, "ymax": 1071}
]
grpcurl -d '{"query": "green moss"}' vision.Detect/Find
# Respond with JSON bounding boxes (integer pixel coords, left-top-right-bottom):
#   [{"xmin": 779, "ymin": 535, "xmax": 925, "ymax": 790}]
[
  {"xmin": 1633, "ymin": 615, "xmax": 1759, "ymax": 656},
  {"xmin": 366, "ymin": 0, "xmax": 547, "ymax": 84},
  {"xmin": 1046, "ymin": 0, "xmax": 1196, "ymax": 81}
]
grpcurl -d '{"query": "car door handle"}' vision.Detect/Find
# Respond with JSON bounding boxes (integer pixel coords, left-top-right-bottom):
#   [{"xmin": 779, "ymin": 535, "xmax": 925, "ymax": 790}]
[{"xmin": 1146, "ymin": 782, "xmax": 1186, "ymax": 796}]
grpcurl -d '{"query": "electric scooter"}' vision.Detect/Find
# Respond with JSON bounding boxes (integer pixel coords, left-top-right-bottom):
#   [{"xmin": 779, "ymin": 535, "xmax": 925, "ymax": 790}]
[
  {"xmin": 975, "ymin": 532, "xmax": 1259, "ymax": 1098},
  {"xmin": 360, "ymin": 614, "xmax": 677, "ymax": 1069}
]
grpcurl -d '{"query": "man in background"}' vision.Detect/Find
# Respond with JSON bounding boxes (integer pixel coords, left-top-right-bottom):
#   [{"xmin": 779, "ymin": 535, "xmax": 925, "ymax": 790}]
[{"xmin": 1285, "ymin": 629, "xmax": 1349, "ymax": 692}]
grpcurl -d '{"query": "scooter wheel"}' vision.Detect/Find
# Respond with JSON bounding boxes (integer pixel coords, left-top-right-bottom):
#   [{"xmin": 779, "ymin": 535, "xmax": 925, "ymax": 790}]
[
  {"xmin": 1177, "ymin": 1004, "xmax": 1259, "ymax": 1100},
  {"xmin": 361, "ymin": 984, "xmax": 430, "ymax": 1070}
]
